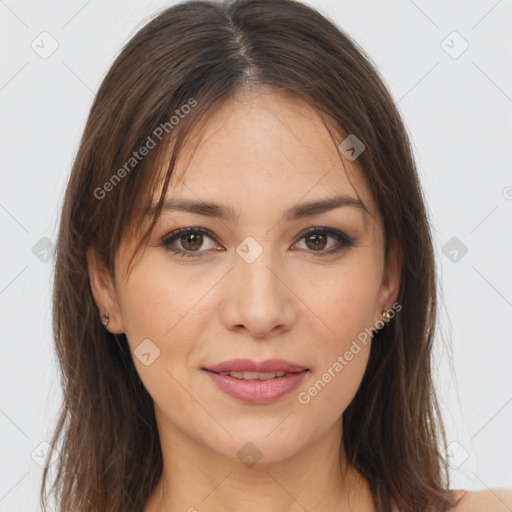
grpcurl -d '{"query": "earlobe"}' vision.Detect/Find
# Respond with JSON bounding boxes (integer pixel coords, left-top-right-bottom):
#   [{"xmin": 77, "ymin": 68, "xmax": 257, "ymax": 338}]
[{"xmin": 86, "ymin": 246, "xmax": 125, "ymax": 334}]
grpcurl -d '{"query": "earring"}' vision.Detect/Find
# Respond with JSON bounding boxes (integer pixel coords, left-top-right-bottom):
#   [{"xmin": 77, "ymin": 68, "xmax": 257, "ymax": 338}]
[
  {"xmin": 102, "ymin": 314, "xmax": 109, "ymax": 327},
  {"xmin": 381, "ymin": 310, "xmax": 391, "ymax": 324}
]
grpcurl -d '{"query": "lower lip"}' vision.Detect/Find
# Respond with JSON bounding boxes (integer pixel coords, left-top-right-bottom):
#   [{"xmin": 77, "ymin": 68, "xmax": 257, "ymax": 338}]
[{"xmin": 204, "ymin": 369, "xmax": 309, "ymax": 404}]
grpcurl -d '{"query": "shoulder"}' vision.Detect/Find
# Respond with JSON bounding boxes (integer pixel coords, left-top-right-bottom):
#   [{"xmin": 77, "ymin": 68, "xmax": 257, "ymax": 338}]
[{"xmin": 451, "ymin": 488, "xmax": 512, "ymax": 511}]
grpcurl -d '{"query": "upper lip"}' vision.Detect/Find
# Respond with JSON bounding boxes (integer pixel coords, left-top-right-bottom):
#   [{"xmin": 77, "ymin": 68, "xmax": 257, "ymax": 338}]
[{"xmin": 203, "ymin": 358, "xmax": 309, "ymax": 373}]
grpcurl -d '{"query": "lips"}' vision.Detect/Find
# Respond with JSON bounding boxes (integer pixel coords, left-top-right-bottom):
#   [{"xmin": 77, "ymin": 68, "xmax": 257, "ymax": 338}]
[
  {"xmin": 202, "ymin": 358, "xmax": 309, "ymax": 404},
  {"xmin": 204, "ymin": 369, "xmax": 309, "ymax": 404},
  {"xmin": 203, "ymin": 358, "xmax": 309, "ymax": 374}
]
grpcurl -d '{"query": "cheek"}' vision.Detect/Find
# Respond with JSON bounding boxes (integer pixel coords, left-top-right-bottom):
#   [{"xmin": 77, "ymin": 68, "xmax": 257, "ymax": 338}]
[
  {"xmin": 116, "ymin": 269, "xmax": 205, "ymax": 419},
  {"xmin": 299, "ymin": 255, "xmax": 382, "ymax": 345},
  {"xmin": 296, "ymin": 277, "xmax": 375, "ymax": 423},
  {"xmin": 117, "ymin": 258, "xmax": 215, "ymax": 342},
  {"xmin": 116, "ymin": 260, "xmax": 218, "ymax": 404},
  {"xmin": 298, "ymin": 342, "xmax": 371, "ymax": 420},
  {"xmin": 292, "ymin": 252, "xmax": 381, "ymax": 410}
]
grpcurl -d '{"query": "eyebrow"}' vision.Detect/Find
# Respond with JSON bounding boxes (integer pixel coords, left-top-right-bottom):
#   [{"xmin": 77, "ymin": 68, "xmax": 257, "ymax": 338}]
[{"xmin": 146, "ymin": 194, "xmax": 368, "ymax": 221}]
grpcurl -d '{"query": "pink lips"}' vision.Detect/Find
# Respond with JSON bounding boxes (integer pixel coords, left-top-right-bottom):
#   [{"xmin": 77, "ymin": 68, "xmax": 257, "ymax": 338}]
[{"xmin": 203, "ymin": 358, "xmax": 309, "ymax": 404}]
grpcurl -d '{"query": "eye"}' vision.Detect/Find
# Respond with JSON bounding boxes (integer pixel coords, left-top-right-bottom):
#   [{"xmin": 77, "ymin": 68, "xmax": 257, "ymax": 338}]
[
  {"xmin": 161, "ymin": 226, "xmax": 355, "ymax": 258},
  {"xmin": 162, "ymin": 227, "xmax": 221, "ymax": 258},
  {"xmin": 292, "ymin": 227, "xmax": 354, "ymax": 256}
]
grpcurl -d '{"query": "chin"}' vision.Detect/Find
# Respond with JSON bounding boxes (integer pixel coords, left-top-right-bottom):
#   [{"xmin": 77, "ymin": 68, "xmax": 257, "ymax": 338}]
[{"xmin": 207, "ymin": 424, "xmax": 314, "ymax": 466}]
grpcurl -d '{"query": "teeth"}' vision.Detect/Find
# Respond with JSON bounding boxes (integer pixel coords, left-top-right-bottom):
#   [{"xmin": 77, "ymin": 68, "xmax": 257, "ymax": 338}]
[{"xmin": 218, "ymin": 371, "xmax": 287, "ymax": 380}]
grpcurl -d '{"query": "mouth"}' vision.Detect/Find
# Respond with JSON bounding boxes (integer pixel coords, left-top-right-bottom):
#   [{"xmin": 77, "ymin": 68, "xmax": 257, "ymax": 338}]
[{"xmin": 202, "ymin": 359, "xmax": 310, "ymax": 404}]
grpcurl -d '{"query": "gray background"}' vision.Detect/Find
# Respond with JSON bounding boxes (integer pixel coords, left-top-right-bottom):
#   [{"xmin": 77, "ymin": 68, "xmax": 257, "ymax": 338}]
[{"xmin": 1, "ymin": 0, "xmax": 511, "ymax": 510}]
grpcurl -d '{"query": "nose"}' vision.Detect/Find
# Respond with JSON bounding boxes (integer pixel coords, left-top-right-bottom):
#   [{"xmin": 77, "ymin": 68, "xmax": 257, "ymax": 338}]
[{"xmin": 219, "ymin": 248, "xmax": 296, "ymax": 339}]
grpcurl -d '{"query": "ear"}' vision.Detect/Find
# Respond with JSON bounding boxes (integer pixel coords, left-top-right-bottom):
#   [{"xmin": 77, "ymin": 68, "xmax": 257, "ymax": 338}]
[
  {"xmin": 376, "ymin": 237, "xmax": 402, "ymax": 317},
  {"xmin": 86, "ymin": 246, "xmax": 125, "ymax": 334}
]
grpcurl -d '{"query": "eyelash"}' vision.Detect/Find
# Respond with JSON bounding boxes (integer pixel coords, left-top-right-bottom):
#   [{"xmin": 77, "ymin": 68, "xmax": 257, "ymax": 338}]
[{"xmin": 161, "ymin": 226, "xmax": 355, "ymax": 258}]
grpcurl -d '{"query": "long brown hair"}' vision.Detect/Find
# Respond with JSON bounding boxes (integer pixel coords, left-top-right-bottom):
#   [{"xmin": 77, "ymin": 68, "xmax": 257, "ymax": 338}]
[{"xmin": 41, "ymin": 0, "xmax": 457, "ymax": 510}]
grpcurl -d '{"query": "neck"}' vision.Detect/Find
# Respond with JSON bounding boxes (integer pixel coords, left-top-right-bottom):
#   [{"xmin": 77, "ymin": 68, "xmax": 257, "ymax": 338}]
[{"xmin": 145, "ymin": 411, "xmax": 375, "ymax": 512}]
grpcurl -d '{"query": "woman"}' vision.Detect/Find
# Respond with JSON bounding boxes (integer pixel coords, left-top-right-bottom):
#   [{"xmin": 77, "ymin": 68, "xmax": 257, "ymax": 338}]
[{"xmin": 41, "ymin": 0, "xmax": 512, "ymax": 510}]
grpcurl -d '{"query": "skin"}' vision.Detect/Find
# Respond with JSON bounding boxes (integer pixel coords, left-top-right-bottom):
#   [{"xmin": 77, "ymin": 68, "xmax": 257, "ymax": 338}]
[
  {"xmin": 87, "ymin": 87, "xmax": 403, "ymax": 512},
  {"xmin": 454, "ymin": 489, "xmax": 512, "ymax": 512}
]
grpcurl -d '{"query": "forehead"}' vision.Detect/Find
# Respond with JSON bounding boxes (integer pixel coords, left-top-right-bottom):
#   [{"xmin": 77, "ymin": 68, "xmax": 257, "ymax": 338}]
[{"xmin": 154, "ymin": 88, "xmax": 379, "ymax": 225}]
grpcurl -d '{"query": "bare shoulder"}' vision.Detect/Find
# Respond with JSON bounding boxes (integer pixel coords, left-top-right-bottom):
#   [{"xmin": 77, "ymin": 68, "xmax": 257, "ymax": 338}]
[{"xmin": 452, "ymin": 488, "xmax": 512, "ymax": 511}]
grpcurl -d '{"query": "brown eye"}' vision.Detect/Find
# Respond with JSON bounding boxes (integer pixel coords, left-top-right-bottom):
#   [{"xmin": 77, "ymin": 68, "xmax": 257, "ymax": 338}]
[
  {"xmin": 304, "ymin": 232, "xmax": 328, "ymax": 251},
  {"xmin": 162, "ymin": 227, "xmax": 220, "ymax": 258},
  {"xmin": 293, "ymin": 227, "xmax": 355, "ymax": 256},
  {"xmin": 180, "ymin": 232, "xmax": 204, "ymax": 251}
]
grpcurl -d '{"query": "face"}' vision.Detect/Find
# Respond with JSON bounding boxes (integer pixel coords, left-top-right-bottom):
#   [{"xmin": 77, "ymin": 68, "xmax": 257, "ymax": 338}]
[{"xmin": 88, "ymin": 88, "xmax": 400, "ymax": 464}]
